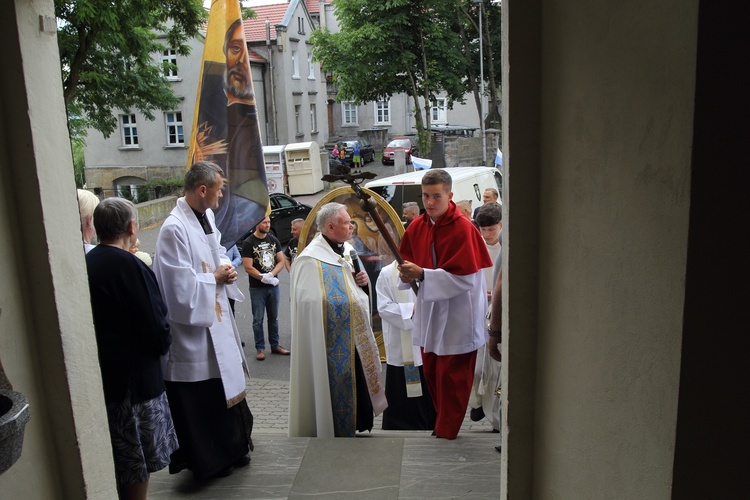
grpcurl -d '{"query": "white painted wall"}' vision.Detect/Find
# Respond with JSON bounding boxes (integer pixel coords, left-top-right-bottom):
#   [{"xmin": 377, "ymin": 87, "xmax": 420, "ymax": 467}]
[
  {"xmin": 0, "ymin": 1, "xmax": 116, "ymax": 498},
  {"xmin": 502, "ymin": 0, "xmax": 696, "ymax": 497}
]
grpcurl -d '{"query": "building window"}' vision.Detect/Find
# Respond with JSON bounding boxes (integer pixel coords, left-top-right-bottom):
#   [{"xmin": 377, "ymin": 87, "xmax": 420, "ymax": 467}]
[
  {"xmin": 307, "ymin": 53, "xmax": 315, "ymax": 80},
  {"xmin": 342, "ymin": 102, "xmax": 358, "ymax": 125},
  {"xmin": 295, "ymin": 105, "xmax": 302, "ymax": 135},
  {"xmin": 165, "ymin": 111, "xmax": 184, "ymax": 146},
  {"xmin": 120, "ymin": 114, "xmax": 138, "ymax": 147},
  {"xmin": 375, "ymin": 100, "xmax": 391, "ymax": 125},
  {"xmin": 310, "ymin": 103, "xmax": 317, "ymax": 132},
  {"xmin": 292, "ymin": 50, "xmax": 300, "ymax": 78},
  {"xmin": 117, "ymin": 184, "xmax": 140, "ymax": 202},
  {"xmin": 161, "ymin": 48, "xmax": 178, "ymax": 79},
  {"xmin": 298, "ymin": 17, "xmax": 305, "ymax": 35},
  {"xmin": 431, "ymin": 98, "xmax": 447, "ymax": 123}
]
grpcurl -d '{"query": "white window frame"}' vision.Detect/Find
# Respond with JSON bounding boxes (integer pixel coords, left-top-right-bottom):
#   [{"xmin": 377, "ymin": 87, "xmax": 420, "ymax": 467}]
[
  {"xmin": 298, "ymin": 17, "xmax": 305, "ymax": 35},
  {"xmin": 310, "ymin": 103, "xmax": 317, "ymax": 132},
  {"xmin": 120, "ymin": 114, "xmax": 138, "ymax": 147},
  {"xmin": 294, "ymin": 105, "xmax": 302, "ymax": 135},
  {"xmin": 291, "ymin": 49, "xmax": 300, "ymax": 78},
  {"xmin": 161, "ymin": 48, "xmax": 178, "ymax": 80},
  {"xmin": 431, "ymin": 98, "xmax": 447, "ymax": 123},
  {"xmin": 342, "ymin": 102, "xmax": 358, "ymax": 126},
  {"xmin": 307, "ymin": 53, "xmax": 315, "ymax": 80},
  {"xmin": 375, "ymin": 100, "xmax": 391, "ymax": 125},
  {"xmin": 164, "ymin": 111, "xmax": 184, "ymax": 146}
]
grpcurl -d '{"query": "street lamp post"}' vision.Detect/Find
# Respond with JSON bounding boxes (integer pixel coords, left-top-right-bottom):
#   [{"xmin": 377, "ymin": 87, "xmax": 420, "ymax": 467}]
[{"xmin": 474, "ymin": 0, "xmax": 487, "ymax": 165}]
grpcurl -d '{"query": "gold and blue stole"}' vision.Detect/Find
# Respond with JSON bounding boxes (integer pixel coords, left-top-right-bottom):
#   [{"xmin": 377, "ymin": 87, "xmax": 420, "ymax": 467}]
[{"xmin": 320, "ymin": 262, "xmax": 358, "ymax": 437}]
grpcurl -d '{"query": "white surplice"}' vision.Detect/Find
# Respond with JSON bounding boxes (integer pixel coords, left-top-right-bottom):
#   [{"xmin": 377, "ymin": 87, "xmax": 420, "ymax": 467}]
[
  {"xmin": 153, "ymin": 197, "xmax": 248, "ymax": 406},
  {"xmin": 288, "ymin": 233, "xmax": 386, "ymax": 437},
  {"xmin": 400, "ymin": 268, "xmax": 488, "ymax": 356},
  {"xmin": 375, "ymin": 262, "xmax": 422, "ymax": 367}
]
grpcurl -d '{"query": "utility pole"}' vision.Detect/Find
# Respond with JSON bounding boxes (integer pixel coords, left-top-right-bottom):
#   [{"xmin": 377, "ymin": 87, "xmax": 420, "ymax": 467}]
[{"xmin": 474, "ymin": 0, "xmax": 487, "ymax": 165}]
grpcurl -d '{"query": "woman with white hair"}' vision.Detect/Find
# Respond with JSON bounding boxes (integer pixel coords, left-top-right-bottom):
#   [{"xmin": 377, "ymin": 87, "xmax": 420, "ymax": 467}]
[{"xmin": 77, "ymin": 188, "xmax": 99, "ymax": 253}]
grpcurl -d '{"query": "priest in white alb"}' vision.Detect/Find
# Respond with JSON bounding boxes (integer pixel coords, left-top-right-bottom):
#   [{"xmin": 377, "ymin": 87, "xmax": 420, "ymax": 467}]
[
  {"xmin": 153, "ymin": 161, "xmax": 253, "ymax": 480},
  {"xmin": 288, "ymin": 202, "xmax": 387, "ymax": 437}
]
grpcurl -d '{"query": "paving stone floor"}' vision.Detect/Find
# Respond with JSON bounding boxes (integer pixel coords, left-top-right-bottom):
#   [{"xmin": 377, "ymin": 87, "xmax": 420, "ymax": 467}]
[{"xmin": 149, "ymin": 377, "xmax": 502, "ymax": 499}]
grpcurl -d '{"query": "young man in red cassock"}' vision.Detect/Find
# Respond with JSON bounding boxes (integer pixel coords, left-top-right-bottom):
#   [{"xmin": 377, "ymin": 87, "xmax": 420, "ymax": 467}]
[{"xmin": 398, "ymin": 169, "xmax": 493, "ymax": 439}]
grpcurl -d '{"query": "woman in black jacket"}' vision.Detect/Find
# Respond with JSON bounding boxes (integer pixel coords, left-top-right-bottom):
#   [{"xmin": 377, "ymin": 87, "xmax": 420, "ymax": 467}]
[{"xmin": 86, "ymin": 198, "xmax": 177, "ymax": 500}]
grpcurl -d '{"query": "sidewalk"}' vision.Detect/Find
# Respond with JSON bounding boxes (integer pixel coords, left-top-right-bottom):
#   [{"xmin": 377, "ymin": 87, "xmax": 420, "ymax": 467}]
[{"xmin": 246, "ymin": 376, "xmax": 497, "ymax": 435}]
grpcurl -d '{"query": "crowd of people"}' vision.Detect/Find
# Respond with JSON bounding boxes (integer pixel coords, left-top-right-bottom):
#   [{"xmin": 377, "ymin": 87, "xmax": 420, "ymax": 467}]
[{"xmin": 80, "ymin": 163, "xmax": 503, "ymax": 498}]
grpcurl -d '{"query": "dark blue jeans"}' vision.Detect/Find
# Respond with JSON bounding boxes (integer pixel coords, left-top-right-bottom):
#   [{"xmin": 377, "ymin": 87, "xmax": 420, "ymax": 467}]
[{"xmin": 249, "ymin": 286, "xmax": 280, "ymax": 351}]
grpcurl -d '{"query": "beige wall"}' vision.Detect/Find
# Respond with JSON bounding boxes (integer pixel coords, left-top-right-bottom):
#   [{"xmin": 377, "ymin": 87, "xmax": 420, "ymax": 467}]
[
  {"xmin": 503, "ymin": 0, "xmax": 696, "ymax": 498},
  {"xmin": 84, "ymin": 165, "xmax": 186, "ymax": 194},
  {"xmin": 0, "ymin": 1, "xmax": 116, "ymax": 498},
  {"xmin": 137, "ymin": 196, "xmax": 178, "ymax": 228}
]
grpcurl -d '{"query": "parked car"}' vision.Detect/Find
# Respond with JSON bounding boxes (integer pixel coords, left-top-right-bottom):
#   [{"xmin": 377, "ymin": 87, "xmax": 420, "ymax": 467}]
[
  {"xmin": 236, "ymin": 192, "xmax": 313, "ymax": 246},
  {"xmin": 381, "ymin": 136, "xmax": 419, "ymax": 165},
  {"xmin": 338, "ymin": 138, "xmax": 376, "ymax": 165}
]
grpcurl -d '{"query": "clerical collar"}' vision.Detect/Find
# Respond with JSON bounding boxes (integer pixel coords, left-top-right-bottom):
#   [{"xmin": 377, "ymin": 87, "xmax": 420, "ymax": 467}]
[
  {"xmin": 191, "ymin": 208, "xmax": 213, "ymax": 235},
  {"xmin": 322, "ymin": 234, "xmax": 345, "ymax": 256}
]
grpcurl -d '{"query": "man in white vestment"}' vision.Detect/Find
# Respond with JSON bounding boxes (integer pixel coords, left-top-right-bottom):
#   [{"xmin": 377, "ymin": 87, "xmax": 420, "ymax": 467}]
[
  {"xmin": 153, "ymin": 161, "xmax": 253, "ymax": 480},
  {"xmin": 468, "ymin": 203, "xmax": 503, "ymax": 431},
  {"xmin": 288, "ymin": 202, "xmax": 387, "ymax": 437},
  {"xmin": 376, "ymin": 261, "xmax": 436, "ymax": 430}
]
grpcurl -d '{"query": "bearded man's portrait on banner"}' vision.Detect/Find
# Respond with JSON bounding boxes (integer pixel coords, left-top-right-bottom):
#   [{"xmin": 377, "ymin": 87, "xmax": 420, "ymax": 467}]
[{"xmin": 188, "ymin": 1, "xmax": 269, "ymax": 247}]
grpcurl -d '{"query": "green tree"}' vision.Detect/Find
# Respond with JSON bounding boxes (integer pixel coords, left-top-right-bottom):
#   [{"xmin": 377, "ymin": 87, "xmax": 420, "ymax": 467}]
[
  {"xmin": 311, "ymin": 0, "xmax": 467, "ymax": 156},
  {"xmin": 71, "ymin": 137, "xmax": 86, "ymax": 188},
  {"xmin": 242, "ymin": 6, "xmax": 257, "ymax": 20},
  {"xmin": 455, "ymin": 0, "xmax": 502, "ymax": 131},
  {"xmin": 55, "ymin": 0, "xmax": 207, "ymax": 138}
]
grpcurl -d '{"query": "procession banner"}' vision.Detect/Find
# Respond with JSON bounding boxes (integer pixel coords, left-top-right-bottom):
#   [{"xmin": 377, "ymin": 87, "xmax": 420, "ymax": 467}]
[{"xmin": 187, "ymin": 0, "xmax": 268, "ymax": 247}]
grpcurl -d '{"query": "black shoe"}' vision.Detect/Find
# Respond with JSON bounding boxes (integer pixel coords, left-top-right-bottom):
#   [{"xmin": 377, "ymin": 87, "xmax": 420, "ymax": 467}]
[
  {"xmin": 495, "ymin": 445, "xmax": 502, "ymax": 453},
  {"xmin": 168, "ymin": 461, "xmax": 188, "ymax": 475},
  {"xmin": 470, "ymin": 406, "xmax": 485, "ymax": 422},
  {"xmin": 234, "ymin": 455, "xmax": 251, "ymax": 467},
  {"xmin": 215, "ymin": 466, "xmax": 233, "ymax": 478}
]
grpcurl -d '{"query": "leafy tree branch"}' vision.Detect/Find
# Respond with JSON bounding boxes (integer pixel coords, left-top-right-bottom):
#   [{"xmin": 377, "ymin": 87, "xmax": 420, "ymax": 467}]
[{"xmin": 55, "ymin": 0, "xmax": 207, "ymax": 138}]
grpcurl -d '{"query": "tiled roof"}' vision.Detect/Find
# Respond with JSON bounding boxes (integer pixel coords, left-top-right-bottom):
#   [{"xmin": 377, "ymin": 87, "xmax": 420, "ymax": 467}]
[
  {"xmin": 248, "ymin": 47, "xmax": 267, "ymax": 63},
  {"xmin": 305, "ymin": 0, "xmax": 330, "ymax": 14},
  {"xmin": 243, "ymin": 3, "xmax": 291, "ymax": 43}
]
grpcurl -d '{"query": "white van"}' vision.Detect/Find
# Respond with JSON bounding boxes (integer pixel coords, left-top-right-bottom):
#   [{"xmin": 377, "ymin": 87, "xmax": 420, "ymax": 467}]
[{"xmin": 365, "ymin": 167, "xmax": 502, "ymax": 219}]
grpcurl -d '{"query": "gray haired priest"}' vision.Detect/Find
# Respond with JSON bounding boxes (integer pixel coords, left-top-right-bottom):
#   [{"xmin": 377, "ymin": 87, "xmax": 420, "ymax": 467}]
[{"xmin": 288, "ymin": 202, "xmax": 387, "ymax": 437}]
